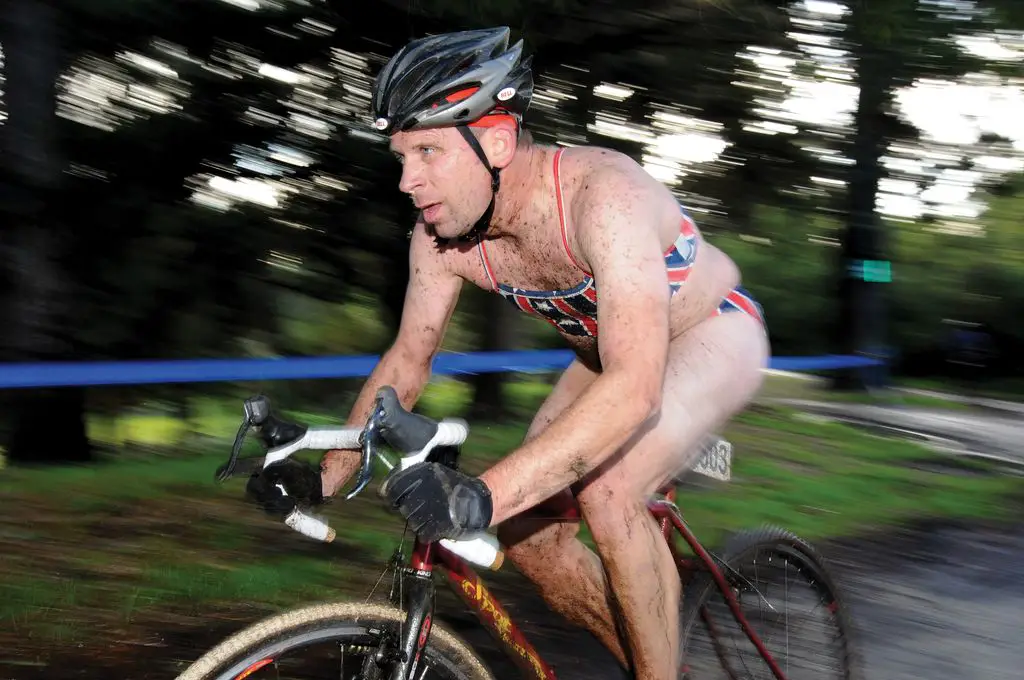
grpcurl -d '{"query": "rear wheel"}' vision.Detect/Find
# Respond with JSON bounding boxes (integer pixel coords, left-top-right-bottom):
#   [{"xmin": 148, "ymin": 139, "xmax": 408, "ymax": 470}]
[
  {"xmin": 680, "ymin": 526, "xmax": 861, "ymax": 679},
  {"xmin": 174, "ymin": 601, "xmax": 495, "ymax": 680}
]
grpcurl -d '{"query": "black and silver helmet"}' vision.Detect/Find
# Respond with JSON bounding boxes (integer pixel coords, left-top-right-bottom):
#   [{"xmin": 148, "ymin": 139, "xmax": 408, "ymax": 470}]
[{"xmin": 370, "ymin": 27, "xmax": 534, "ymax": 136}]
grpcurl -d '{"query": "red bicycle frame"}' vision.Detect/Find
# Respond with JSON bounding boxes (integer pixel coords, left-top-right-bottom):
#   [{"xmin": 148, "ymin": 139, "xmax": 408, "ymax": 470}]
[{"xmin": 405, "ymin": 485, "xmax": 788, "ymax": 680}]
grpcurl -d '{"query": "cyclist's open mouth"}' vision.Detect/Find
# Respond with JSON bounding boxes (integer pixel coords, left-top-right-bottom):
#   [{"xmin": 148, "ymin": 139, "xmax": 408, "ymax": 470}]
[{"xmin": 421, "ymin": 203, "xmax": 442, "ymax": 222}]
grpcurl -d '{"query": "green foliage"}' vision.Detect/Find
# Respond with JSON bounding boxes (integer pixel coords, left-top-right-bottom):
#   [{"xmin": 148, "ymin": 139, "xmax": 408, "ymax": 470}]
[
  {"xmin": 277, "ymin": 292, "xmax": 391, "ymax": 356},
  {"xmin": 710, "ymin": 205, "xmax": 838, "ymax": 355},
  {"xmin": 704, "ymin": 188, "xmax": 1024, "ymax": 373},
  {"xmin": 26, "ymin": 0, "xmax": 1024, "ymax": 372}
]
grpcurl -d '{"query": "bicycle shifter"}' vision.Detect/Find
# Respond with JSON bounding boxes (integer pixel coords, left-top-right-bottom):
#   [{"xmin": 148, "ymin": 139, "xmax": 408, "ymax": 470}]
[
  {"xmin": 244, "ymin": 395, "xmax": 270, "ymax": 426},
  {"xmin": 344, "ymin": 396, "xmax": 381, "ymax": 500}
]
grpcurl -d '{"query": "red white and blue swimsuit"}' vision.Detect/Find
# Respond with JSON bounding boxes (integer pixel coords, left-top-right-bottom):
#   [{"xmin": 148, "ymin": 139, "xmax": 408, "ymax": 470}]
[{"xmin": 477, "ymin": 148, "xmax": 765, "ymax": 338}]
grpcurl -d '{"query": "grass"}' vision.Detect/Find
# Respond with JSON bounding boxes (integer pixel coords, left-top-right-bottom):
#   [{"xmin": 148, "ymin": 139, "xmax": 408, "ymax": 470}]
[
  {"xmin": 675, "ymin": 403, "xmax": 1021, "ymax": 548},
  {"xmin": 1, "ymin": 373, "xmax": 1022, "ymax": 662}
]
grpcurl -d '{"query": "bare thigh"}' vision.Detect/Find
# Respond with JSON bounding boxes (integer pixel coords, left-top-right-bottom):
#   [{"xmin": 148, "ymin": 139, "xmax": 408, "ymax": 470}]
[
  {"xmin": 577, "ymin": 311, "xmax": 769, "ymax": 507},
  {"xmin": 498, "ymin": 359, "xmax": 597, "ymax": 545},
  {"xmin": 523, "ymin": 359, "xmax": 599, "ymax": 443}
]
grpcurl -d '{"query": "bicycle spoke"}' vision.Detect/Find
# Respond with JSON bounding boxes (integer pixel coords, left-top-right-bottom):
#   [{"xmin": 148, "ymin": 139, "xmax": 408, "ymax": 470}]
[{"xmin": 683, "ymin": 530, "xmax": 856, "ymax": 680}]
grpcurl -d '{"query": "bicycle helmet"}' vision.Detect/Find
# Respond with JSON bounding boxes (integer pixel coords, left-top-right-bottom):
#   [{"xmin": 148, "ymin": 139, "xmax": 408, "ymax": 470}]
[
  {"xmin": 371, "ymin": 27, "xmax": 533, "ymax": 135},
  {"xmin": 371, "ymin": 27, "xmax": 535, "ymax": 243}
]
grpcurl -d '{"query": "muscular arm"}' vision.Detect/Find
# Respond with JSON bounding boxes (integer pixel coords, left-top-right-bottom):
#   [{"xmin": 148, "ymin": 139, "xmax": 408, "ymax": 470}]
[
  {"xmin": 321, "ymin": 221, "xmax": 463, "ymax": 496},
  {"xmin": 479, "ymin": 161, "xmax": 671, "ymax": 524}
]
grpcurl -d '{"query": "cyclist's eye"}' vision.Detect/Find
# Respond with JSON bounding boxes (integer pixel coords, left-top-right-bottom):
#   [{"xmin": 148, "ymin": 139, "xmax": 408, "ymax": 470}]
[{"xmin": 420, "ymin": 146, "xmax": 436, "ymax": 157}]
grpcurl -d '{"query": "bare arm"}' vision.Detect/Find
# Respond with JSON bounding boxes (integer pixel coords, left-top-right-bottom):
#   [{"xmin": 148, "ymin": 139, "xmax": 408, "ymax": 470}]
[
  {"xmin": 321, "ymin": 221, "xmax": 463, "ymax": 496},
  {"xmin": 479, "ymin": 162, "xmax": 671, "ymax": 523}
]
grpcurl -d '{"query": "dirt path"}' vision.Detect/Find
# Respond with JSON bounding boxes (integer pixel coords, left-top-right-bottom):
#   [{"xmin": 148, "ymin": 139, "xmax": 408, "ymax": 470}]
[
  {"xmin": 7, "ymin": 520, "xmax": 1022, "ymax": 680},
  {"xmin": 832, "ymin": 521, "xmax": 1024, "ymax": 680},
  {"xmin": 444, "ymin": 520, "xmax": 1024, "ymax": 679},
  {"xmin": 780, "ymin": 399, "xmax": 1024, "ymax": 470}
]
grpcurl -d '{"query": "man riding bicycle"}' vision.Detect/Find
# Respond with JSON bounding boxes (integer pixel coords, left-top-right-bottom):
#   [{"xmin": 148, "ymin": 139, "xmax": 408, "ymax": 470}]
[{"xmin": 247, "ymin": 27, "xmax": 769, "ymax": 680}]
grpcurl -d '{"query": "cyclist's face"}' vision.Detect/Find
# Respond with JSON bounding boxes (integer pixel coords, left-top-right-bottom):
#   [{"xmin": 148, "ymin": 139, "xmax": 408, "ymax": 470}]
[{"xmin": 390, "ymin": 128, "xmax": 493, "ymax": 239}]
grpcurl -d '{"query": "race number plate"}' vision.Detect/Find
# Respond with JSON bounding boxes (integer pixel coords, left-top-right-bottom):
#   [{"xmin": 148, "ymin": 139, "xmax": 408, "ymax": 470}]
[{"xmin": 691, "ymin": 437, "xmax": 732, "ymax": 482}]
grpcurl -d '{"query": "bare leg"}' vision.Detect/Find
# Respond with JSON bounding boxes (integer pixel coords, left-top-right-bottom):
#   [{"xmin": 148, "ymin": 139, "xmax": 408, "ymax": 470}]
[
  {"xmin": 499, "ymin": 492, "xmax": 631, "ymax": 667},
  {"xmin": 579, "ymin": 312, "xmax": 768, "ymax": 679},
  {"xmin": 502, "ymin": 312, "xmax": 768, "ymax": 679},
  {"xmin": 498, "ymin": 360, "xmax": 631, "ymax": 666}
]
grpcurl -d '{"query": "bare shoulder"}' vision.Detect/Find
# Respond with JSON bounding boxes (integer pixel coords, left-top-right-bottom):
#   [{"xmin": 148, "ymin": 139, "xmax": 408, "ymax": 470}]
[
  {"xmin": 408, "ymin": 218, "xmax": 479, "ymax": 282},
  {"xmin": 559, "ymin": 146, "xmax": 679, "ymax": 255},
  {"xmin": 407, "ymin": 219, "xmax": 454, "ymax": 278},
  {"xmin": 564, "ymin": 146, "xmax": 668, "ymax": 190},
  {"xmin": 408, "ymin": 219, "xmax": 435, "ymax": 254}
]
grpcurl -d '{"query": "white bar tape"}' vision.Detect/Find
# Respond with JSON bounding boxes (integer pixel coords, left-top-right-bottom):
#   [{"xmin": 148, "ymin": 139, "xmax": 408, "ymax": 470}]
[
  {"xmin": 285, "ymin": 508, "xmax": 336, "ymax": 542},
  {"xmin": 264, "ymin": 427, "xmax": 363, "ymax": 467},
  {"xmin": 304, "ymin": 427, "xmax": 362, "ymax": 451},
  {"xmin": 440, "ymin": 531, "xmax": 502, "ymax": 570},
  {"xmin": 433, "ymin": 420, "xmax": 469, "ymax": 447},
  {"xmin": 399, "ymin": 419, "xmax": 470, "ymax": 469}
]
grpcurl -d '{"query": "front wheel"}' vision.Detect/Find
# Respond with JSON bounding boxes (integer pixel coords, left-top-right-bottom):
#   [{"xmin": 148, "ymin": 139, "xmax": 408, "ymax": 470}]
[
  {"xmin": 174, "ymin": 601, "xmax": 495, "ymax": 680},
  {"xmin": 680, "ymin": 526, "xmax": 861, "ymax": 679}
]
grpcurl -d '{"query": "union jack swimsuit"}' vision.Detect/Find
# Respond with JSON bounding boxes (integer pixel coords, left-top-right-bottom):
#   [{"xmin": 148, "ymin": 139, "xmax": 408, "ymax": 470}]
[{"xmin": 477, "ymin": 148, "xmax": 765, "ymax": 338}]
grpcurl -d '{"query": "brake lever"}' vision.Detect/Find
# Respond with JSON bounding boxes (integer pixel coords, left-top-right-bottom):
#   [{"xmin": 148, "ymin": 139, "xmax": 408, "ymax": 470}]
[
  {"xmin": 343, "ymin": 399, "xmax": 381, "ymax": 500},
  {"xmin": 216, "ymin": 414, "xmax": 252, "ymax": 482},
  {"xmin": 244, "ymin": 395, "xmax": 270, "ymax": 426},
  {"xmin": 215, "ymin": 395, "xmax": 270, "ymax": 482}
]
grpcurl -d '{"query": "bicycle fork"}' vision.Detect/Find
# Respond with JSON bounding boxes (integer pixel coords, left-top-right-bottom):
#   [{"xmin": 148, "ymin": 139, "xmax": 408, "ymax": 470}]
[{"xmin": 385, "ymin": 567, "xmax": 435, "ymax": 680}]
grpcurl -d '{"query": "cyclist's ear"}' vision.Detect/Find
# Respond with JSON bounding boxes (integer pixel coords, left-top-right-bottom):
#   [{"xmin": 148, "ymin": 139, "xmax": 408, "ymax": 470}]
[{"xmin": 478, "ymin": 121, "xmax": 518, "ymax": 170}]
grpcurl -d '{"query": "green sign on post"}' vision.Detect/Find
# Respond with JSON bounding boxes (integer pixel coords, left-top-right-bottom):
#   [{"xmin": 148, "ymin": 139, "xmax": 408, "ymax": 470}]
[
  {"xmin": 848, "ymin": 259, "xmax": 892, "ymax": 283},
  {"xmin": 862, "ymin": 259, "xmax": 891, "ymax": 283}
]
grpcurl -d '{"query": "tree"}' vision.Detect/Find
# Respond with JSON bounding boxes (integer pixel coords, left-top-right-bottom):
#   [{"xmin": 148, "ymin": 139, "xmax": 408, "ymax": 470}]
[
  {"xmin": 0, "ymin": 0, "xmax": 91, "ymax": 463},
  {"xmin": 830, "ymin": 0, "xmax": 1024, "ymax": 387},
  {"xmin": 0, "ymin": 0, "xmax": 344, "ymax": 463}
]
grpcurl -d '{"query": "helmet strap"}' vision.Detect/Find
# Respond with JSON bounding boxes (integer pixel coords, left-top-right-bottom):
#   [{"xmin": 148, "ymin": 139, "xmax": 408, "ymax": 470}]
[{"xmin": 452, "ymin": 124, "xmax": 500, "ymax": 244}]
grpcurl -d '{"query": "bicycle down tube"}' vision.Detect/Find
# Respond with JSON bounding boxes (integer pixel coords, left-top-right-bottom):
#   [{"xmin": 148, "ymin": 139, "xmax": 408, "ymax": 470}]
[{"xmin": 420, "ymin": 540, "xmax": 558, "ymax": 680}]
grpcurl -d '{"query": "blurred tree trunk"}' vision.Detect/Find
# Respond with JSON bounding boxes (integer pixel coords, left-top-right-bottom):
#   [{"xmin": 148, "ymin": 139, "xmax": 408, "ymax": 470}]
[
  {"xmin": 380, "ymin": 240, "xmax": 411, "ymax": 337},
  {"xmin": 832, "ymin": 6, "xmax": 891, "ymax": 392},
  {"xmin": 468, "ymin": 290, "xmax": 517, "ymax": 421},
  {"xmin": 0, "ymin": 0, "xmax": 90, "ymax": 464}
]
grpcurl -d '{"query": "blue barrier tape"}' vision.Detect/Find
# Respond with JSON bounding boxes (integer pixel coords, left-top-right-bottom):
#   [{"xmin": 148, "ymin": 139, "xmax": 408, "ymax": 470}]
[
  {"xmin": 767, "ymin": 355, "xmax": 884, "ymax": 371},
  {"xmin": 0, "ymin": 350, "xmax": 882, "ymax": 389}
]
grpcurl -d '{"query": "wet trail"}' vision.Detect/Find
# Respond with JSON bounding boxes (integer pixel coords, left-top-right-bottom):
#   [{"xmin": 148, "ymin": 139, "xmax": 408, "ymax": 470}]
[
  {"xmin": 11, "ymin": 520, "xmax": 1024, "ymax": 680},
  {"xmin": 834, "ymin": 522, "xmax": 1024, "ymax": 680},
  {"xmin": 446, "ymin": 520, "xmax": 1024, "ymax": 679}
]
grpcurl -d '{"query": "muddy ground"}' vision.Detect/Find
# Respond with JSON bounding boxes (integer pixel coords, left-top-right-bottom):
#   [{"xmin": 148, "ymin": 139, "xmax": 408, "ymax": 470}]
[{"xmin": 5, "ymin": 517, "xmax": 1022, "ymax": 680}]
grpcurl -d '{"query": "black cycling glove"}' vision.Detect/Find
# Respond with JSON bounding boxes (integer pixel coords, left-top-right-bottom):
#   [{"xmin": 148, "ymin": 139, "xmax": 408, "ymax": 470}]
[
  {"xmin": 380, "ymin": 462, "xmax": 493, "ymax": 543},
  {"xmin": 246, "ymin": 458, "xmax": 324, "ymax": 517}
]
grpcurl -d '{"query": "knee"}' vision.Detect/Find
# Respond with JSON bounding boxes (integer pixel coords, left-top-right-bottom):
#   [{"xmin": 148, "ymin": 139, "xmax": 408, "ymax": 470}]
[{"xmin": 576, "ymin": 480, "xmax": 646, "ymax": 540}]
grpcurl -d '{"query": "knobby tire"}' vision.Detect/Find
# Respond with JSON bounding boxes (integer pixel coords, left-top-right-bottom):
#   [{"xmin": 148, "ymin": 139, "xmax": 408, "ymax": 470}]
[{"xmin": 174, "ymin": 601, "xmax": 495, "ymax": 680}]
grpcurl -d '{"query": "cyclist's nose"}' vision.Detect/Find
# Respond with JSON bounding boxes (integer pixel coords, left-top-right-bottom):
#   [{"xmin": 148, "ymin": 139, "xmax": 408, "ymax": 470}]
[{"xmin": 398, "ymin": 162, "xmax": 424, "ymax": 196}]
